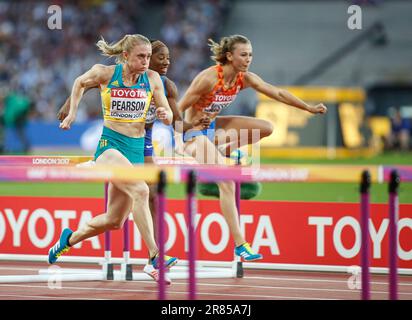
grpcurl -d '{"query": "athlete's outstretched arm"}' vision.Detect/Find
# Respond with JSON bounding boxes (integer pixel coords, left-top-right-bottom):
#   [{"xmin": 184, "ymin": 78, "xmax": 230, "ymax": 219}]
[
  {"xmin": 150, "ymin": 71, "xmax": 173, "ymax": 125},
  {"xmin": 244, "ymin": 72, "xmax": 327, "ymax": 114},
  {"xmin": 60, "ymin": 64, "xmax": 110, "ymax": 130},
  {"xmin": 165, "ymin": 78, "xmax": 181, "ymax": 124}
]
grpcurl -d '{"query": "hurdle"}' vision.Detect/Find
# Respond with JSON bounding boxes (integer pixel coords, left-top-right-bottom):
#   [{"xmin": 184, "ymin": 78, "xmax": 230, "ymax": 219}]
[
  {"xmin": 157, "ymin": 170, "xmax": 167, "ymax": 300},
  {"xmin": 388, "ymin": 170, "xmax": 400, "ymax": 300},
  {"xmin": 360, "ymin": 169, "xmax": 401, "ymax": 300},
  {"xmin": 360, "ymin": 170, "xmax": 371, "ymax": 300},
  {"xmin": 0, "ymin": 157, "xmax": 410, "ymax": 300},
  {"xmin": 187, "ymin": 170, "xmax": 197, "ymax": 300}
]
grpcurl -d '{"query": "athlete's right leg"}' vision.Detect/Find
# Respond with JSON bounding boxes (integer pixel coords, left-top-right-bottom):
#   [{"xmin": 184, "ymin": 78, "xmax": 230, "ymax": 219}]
[
  {"xmin": 67, "ymin": 149, "xmax": 136, "ymax": 246},
  {"xmin": 144, "ymin": 155, "xmax": 158, "ymax": 241},
  {"xmin": 48, "ymin": 149, "xmax": 134, "ymax": 264},
  {"xmin": 184, "ymin": 136, "xmax": 245, "ymax": 246},
  {"xmin": 49, "ymin": 149, "xmax": 158, "ymax": 263},
  {"xmin": 183, "ymin": 135, "xmax": 262, "ymax": 261},
  {"xmin": 92, "ymin": 151, "xmax": 176, "ymax": 269},
  {"xmin": 142, "ymin": 156, "xmax": 173, "ymax": 284},
  {"xmin": 96, "ymin": 149, "xmax": 159, "ymax": 258},
  {"xmin": 68, "ymin": 182, "xmax": 132, "ymax": 246}
]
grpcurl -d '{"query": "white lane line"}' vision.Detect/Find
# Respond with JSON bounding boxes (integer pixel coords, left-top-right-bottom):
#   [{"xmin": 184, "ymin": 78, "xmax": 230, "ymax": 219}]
[
  {"xmin": 0, "ymin": 267, "xmax": 40, "ymax": 272},
  {"xmin": 1, "ymin": 267, "xmax": 411, "ymax": 291},
  {"xmin": 133, "ymin": 279, "xmax": 412, "ymax": 296},
  {"xmin": 1, "ymin": 267, "xmax": 411, "ymax": 286},
  {"xmin": 244, "ymin": 276, "xmax": 412, "ymax": 286},
  {"xmin": 0, "ymin": 294, "xmax": 106, "ymax": 300},
  {"xmin": 0, "ymin": 266, "xmax": 96, "ymax": 272},
  {"xmin": 0, "ymin": 283, "xmax": 337, "ymax": 300}
]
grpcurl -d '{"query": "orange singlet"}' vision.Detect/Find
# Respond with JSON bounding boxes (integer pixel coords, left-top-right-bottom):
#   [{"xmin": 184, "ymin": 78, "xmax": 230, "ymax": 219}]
[
  {"xmin": 183, "ymin": 65, "xmax": 245, "ymax": 142},
  {"xmin": 193, "ymin": 64, "xmax": 244, "ymax": 114}
]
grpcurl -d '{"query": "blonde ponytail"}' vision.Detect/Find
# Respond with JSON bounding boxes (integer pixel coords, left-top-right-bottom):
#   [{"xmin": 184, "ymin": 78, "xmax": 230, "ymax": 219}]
[
  {"xmin": 208, "ymin": 35, "xmax": 250, "ymax": 65},
  {"xmin": 96, "ymin": 34, "xmax": 151, "ymax": 64}
]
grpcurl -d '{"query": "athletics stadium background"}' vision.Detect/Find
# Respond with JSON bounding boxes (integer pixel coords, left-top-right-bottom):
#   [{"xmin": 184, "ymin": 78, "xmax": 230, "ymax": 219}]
[{"xmin": 0, "ymin": 1, "xmax": 411, "ymax": 276}]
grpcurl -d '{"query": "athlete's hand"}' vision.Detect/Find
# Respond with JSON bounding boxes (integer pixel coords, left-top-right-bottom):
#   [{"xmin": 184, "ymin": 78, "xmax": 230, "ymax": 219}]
[
  {"xmin": 308, "ymin": 103, "xmax": 327, "ymax": 114},
  {"xmin": 193, "ymin": 115, "xmax": 212, "ymax": 130},
  {"xmin": 57, "ymin": 104, "xmax": 70, "ymax": 121},
  {"xmin": 156, "ymin": 107, "xmax": 168, "ymax": 120},
  {"xmin": 59, "ymin": 114, "xmax": 76, "ymax": 130}
]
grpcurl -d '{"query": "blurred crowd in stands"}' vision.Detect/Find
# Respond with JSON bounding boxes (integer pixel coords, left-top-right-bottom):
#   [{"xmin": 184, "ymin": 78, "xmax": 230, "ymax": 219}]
[
  {"xmin": 0, "ymin": 0, "xmax": 229, "ymax": 122},
  {"xmin": 0, "ymin": 0, "xmax": 409, "ymax": 154},
  {"xmin": 0, "ymin": 0, "xmax": 230, "ymax": 152},
  {"xmin": 160, "ymin": 0, "xmax": 229, "ymax": 90}
]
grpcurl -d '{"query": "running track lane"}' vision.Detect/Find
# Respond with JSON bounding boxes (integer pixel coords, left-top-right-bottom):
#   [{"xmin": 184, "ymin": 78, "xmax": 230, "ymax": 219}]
[{"xmin": 0, "ymin": 262, "xmax": 411, "ymax": 300}]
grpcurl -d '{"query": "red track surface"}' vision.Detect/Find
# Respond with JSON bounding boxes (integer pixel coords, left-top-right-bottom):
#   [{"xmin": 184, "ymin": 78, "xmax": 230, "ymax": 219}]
[{"xmin": 0, "ymin": 261, "xmax": 411, "ymax": 300}]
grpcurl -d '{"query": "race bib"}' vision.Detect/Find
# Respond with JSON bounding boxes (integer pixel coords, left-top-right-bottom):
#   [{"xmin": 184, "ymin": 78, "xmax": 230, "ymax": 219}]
[
  {"xmin": 109, "ymin": 88, "xmax": 148, "ymax": 120},
  {"xmin": 203, "ymin": 93, "xmax": 237, "ymax": 114}
]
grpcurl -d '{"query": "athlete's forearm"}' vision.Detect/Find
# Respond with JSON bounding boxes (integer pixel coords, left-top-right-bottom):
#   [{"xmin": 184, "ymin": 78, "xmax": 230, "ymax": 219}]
[
  {"xmin": 168, "ymin": 100, "xmax": 183, "ymax": 128},
  {"xmin": 162, "ymin": 109, "xmax": 173, "ymax": 126},
  {"xmin": 59, "ymin": 85, "xmax": 94, "ymax": 120},
  {"xmin": 57, "ymin": 96, "xmax": 70, "ymax": 120},
  {"xmin": 68, "ymin": 78, "xmax": 85, "ymax": 117},
  {"xmin": 249, "ymin": 73, "xmax": 313, "ymax": 113},
  {"xmin": 276, "ymin": 89, "xmax": 311, "ymax": 112},
  {"xmin": 63, "ymin": 96, "xmax": 70, "ymax": 110}
]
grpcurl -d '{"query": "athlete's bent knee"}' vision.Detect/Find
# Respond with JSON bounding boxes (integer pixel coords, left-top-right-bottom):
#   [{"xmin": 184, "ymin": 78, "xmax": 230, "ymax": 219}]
[
  {"xmin": 261, "ymin": 120, "xmax": 274, "ymax": 137},
  {"xmin": 106, "ymin": 218, "xmax": 124, "ymax": 230},
  {"xmin": 132, "ymin": 182, "xmax": 150, "ymax": 202},
  {"xmin": 148, "ymin": 184, "xmax": 157, "ymax": 202}
]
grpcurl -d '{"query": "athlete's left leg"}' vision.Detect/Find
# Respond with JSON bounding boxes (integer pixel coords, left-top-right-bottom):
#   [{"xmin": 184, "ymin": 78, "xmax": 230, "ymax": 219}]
[{"xmin": 144, "ymin": 155, "xmax": 158, "ymax": 239}]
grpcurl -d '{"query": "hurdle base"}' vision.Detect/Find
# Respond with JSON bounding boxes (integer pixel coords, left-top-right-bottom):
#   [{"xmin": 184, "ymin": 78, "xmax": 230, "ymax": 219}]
[
  {"xmin": 106, "ymin": 263, "xmax": 114, "ymax": 280},
  {"xmin": 236, "ymin": 262, "xmax": 244, "ymax": 278},
  {"xmin": 0, "ymin": 265, "xmax": 235, "ymax": 284},
  {"xmin": 38, "ymin": 266, "xmax": 235, "ymax": 281},
  {"xmin": 124, "ymin": 264, "xmax": 133, "ymax": 281}
]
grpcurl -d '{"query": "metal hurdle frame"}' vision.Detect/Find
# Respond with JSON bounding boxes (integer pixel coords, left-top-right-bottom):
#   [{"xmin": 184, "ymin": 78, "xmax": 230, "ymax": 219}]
[
  {"xmin": 360, "ymin": 170, "xmax": 371, "ymax": 300},
  {"xmin": 360, "ymin": 169, "xmax": 400, "ymax": 300}
]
